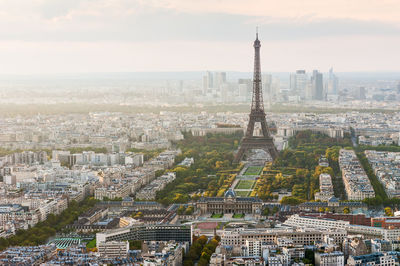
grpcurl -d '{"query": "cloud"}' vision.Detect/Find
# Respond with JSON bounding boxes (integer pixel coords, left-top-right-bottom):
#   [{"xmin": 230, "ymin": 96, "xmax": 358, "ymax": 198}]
[
  {"xmin": 149, "ymin": 0, "xmax": 400, "ymax": 23},
  {"xmin": 37, "ymin": 0, "xmax": 84, "ymax": 19},
  {"xmin": 0, "ymin": 5, "xmax": 399, "ymax": 43},
  {"xmin": 0, "ymin": 0, "xmax": 399, "ymax": 73}
]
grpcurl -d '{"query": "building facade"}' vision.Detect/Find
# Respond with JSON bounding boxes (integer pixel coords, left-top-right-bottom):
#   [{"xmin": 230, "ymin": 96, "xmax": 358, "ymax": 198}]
[
  {"xmin": 196, "ymin": 189, "xmax": 262, "ymax": 215},
  {"xmin": 96, "ymin": 224, "xmax": 192, "ymax": 244}
]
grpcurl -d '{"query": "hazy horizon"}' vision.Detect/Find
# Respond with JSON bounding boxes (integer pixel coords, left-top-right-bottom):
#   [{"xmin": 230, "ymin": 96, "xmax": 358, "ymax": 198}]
[{"xmin": 1, "ymin": 71, "xmax": 400, "ymax": 80}]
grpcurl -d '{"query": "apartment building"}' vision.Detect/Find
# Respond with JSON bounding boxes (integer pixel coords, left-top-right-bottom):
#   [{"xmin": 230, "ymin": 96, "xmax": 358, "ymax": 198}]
[{"xmin": 339, "ymin": 149, "xmax": 375, "ymax": 200}]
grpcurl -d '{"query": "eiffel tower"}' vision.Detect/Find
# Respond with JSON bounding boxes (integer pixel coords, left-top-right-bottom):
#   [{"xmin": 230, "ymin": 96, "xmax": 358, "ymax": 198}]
[{"xmin": 234, "ymin": 32, "xmax": 278, "ymax": 163}]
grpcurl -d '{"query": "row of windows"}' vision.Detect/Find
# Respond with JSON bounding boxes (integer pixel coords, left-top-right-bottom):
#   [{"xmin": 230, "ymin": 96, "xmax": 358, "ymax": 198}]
[{"xmin": 105, "ymin": 227, "xmax": 191, "ymax": 243}]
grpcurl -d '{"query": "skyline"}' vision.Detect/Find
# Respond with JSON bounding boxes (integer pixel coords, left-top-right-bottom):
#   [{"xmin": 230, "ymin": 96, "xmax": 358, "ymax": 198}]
[{"xmin": 1, "ymin": 0, "xmax": 400, "ymax": 74}]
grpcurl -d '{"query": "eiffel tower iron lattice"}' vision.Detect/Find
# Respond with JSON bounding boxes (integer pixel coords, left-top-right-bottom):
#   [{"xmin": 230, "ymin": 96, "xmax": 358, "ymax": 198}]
[{"xmin": 234, "ymin": 33, "xmax": 278, "ymax": 163}]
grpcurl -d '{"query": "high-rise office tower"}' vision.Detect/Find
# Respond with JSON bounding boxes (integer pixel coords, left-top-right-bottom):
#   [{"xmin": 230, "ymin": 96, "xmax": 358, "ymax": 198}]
[
  {"xmin": 262, "ymin": 74, "xmax": 272, "ymax": 99},
  {"xmin": 289, "ymin": 73, "xmax": 296, "ymax": 92},
  {"xmin": 290, "ymin": 70, "xmax": 308, "ymax": 99},
  {"xmin": 327, "ymin": 68, "xmax": 339, "ymax": 95},
  {"xmin": 311, "ymin": 70, "xmax": 324, "ymax": 100},
  {"xmin": 297, "ymin": 71, "xmax": 308, "ymax": 99},
  {"xmin": 262, "ymin": 74, "xmax": 273, "ymax": 108},
  {"xmin": 220, "ymin": 83, "xmax": 229, "ymax": 103},
  {"xmin": 356, "ymin": 87, "xmax": 366, "ymax": 100},
  {"xmin": 202, "ymin": 71, "xmax": 214, "ymax": 91},
  {"xmin": 214, "ymin": 72, "xmax": 227, "ymax": 89},
  {"xmin": 238, "ymin": 78, "xmax": 252, "ymax": 101}
]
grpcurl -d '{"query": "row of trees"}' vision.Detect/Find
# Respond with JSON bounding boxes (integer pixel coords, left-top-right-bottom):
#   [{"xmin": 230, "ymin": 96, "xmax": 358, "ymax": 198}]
[
  {"xmin": 325, "ymin": 146, "xmax": 346, "ymax": 199},
  {"xmin": 355, "ymin": 145, "xmax": 400, "ymax": 153},
  {"xmin": 356, "ymin": 151, "xmax": 388, "ymax": 202},
  {"xmin": 183, "ymin": 235, "xmax": 220, "ymax": 266},
  {"xmin": 288, "ymin": 130, "xmax": 352, "ymax": 150},
  {"xmin": 0, "ymin": 197, "xmax": 99, "ymax": 251},
  {"xmin": 177, "ymin": 205, "xmax": 194, "ymax": 215},
  {"xmin": 206, "ymin": 173, "xmax": 237, "ymax": 197},
  {"xmin": 262, "ymin": 206, "xmax": 279, "ymax": 216},
  {"xmin": 127, "ymin": 147, "xmax": 165, "ymax": 161},
  {"xmin": 352, "ymin": 146, "xmax": 400, "ymax": 208},
  {"xmin": 67, "ymin": 147, "xmax": 107, "ymax": 154}
]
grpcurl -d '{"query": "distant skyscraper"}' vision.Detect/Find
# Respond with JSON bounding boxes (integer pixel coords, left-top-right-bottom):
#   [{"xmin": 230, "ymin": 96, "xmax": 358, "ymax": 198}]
[
  {"xmin": 289, "ymin": 73, "xmax": 296, "ymax": 92},
  {"xmin": 327, "ymin": 68, "xmax": 339, "ymax": 95},
  {"xmin": 238, "ymin": 78, "xmax": 252, "ymax": 101},
  {"xmin": 311, "ymin": 70, "xmax": 324, "ymax": 100},
  {"xmin": 290, "ymin": 70, "xmax": 308, "ymax": 99},
  {"xmin": 214, "ymin": 72, "xmax": 227, "ymax": 88},
  {"xmin": 262, "ymin": 74, "xmax": 272, "ymax": 101},
  {"xmin": 202, "ymin": 71, "xmax": 214, "ymax": 91},
  {"xmin": 356, "ymin": 87, "xmax": 366, "ymax": 100}
]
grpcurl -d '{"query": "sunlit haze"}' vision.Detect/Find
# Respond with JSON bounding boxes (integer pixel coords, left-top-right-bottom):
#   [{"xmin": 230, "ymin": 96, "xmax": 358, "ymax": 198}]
[{"xmin": 1, "ymin": 0, "xmax": 400, "ymax": 74}]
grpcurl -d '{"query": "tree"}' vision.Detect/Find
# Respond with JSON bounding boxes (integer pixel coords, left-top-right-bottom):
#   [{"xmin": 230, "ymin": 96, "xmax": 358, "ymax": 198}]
[
  {"xmin": 280, "ymin": 196, "xmax": 304, "ymax": 205},
  {"xmin": 343, "ymin": 207, "xmax": 350, "ymax": 214},
  {"xmin": 198, "ymin": 257, "xmax": 209, "ymax": 266},
  {"xmin": 385, "ymin": 207, "xmax": 394, "ymax": 217},
  {"xmin": 187, "ymin": 249, "xmax": 199, "ymax": 261},
  {"xmin": 177, "ymin": 205, "xmax": 186, "ymax": 215},
  {"xmin": 0, "ymin": 197, "xmax": 98, "ymax": 251},
  {"xmin": 183, "ymin": 260, "xmax": 194, "ymax": 266},
  {"xmin": 129, "ymin": 240, "xmax": 142, "ymax": 250},
  {"xmin": 185, "ymin": 206, "xmax": 194, "ymax": 215},
  {"xmin": 134, "ymin": 212, "xmax": 143, "ymax": 218},
  {"xmin": 197, "ymin": 235, "xmax": 208, "ymax": 246}
]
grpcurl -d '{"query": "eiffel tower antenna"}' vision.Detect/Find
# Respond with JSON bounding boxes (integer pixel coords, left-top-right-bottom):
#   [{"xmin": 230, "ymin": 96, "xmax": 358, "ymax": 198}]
[{"xmin": 234, "ymin": 33, "xmax": 278, "ymax": 163}]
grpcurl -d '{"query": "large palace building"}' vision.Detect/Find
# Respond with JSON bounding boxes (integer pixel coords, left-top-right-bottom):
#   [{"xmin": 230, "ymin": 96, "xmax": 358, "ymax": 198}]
[{"xmin": 196, "ymin": 189, "xmax": 262, "ymax": 215}]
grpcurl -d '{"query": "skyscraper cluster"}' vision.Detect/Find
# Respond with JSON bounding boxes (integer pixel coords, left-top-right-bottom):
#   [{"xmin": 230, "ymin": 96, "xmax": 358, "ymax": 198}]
[
  {"xmin": 202, "ymin": 71, "xmax": 227, "ymax": 93},
  {"xmin": 202, "ymin": 71, "xmax": 231, "ymax": 102},
  {"xmin": 289, "ymin": 68, "xmax": 339, "ymax": 101}
]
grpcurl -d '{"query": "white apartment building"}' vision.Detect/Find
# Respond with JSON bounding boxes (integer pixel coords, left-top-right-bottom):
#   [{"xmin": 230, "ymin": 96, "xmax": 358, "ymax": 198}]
[
  {"xmin": 347, "ymin": 252, "xmax": 398, "ymax": 266},
  {"xmin": 284, "ymin": 214, "xmax": 350, "ymax": 230},
  {"xmin": 209, "ymin": 253, "xmax": 224, "ymax": 266},
  {"xmin": 136, "ymin": 172, "xmax": 176, "ymax": 200},
  {"xmin": 221, "ymin": 227, "xmax": 346, "ymax": 249},
  {"xmin": 94, "ymin": 183, "xmax": 131, "ymax": 200},
  {"xmin": 285, "ymin": 214, "xmax": 400, "ymax": 241},
  {"xmin": 314, "ymin": 173, "xmax": 334, "ymax": 201},
  {"xmin": 97, "ymin": 241, "xmax": 129, "ymax": 258},
  {"xmin": 315, "ymin": 251, "xmax": 344, "ymax": 266}
]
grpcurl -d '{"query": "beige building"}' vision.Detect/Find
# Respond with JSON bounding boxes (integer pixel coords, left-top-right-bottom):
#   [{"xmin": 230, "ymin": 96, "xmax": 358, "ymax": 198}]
[
  {"xmin": 97, "ymin": 241, "xmax": 129, "ymax": 258},
  {"xmin": 196, "ymin": 189, "xmax": 262, "ymax": 215}
]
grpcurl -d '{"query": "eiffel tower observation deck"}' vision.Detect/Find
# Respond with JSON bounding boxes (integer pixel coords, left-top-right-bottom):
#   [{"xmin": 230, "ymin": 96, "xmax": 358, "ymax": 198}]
[{"xmin": 234, "ymin": 32, "xmax": 278, "ymax": 163}]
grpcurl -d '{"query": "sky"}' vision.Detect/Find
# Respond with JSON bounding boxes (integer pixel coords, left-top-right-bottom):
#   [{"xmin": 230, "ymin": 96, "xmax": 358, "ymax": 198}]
[{"xmin": 1, "ymin": 0, "xmax": 400, "ymax": 74}]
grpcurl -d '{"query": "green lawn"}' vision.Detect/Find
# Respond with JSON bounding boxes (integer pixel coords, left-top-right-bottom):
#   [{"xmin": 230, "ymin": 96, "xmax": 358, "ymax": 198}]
[
  {"xmin": 244, "ymin": 166, "xmax": 263, "ymax": 175},
  {"xmin": 235, "ymin": 180, "xmax": 256, "ymax": 190},
  {"xmin": 211, "ymin": 213, "xmax": 223, "ymax": 218},
  {"xmin": 235, "ymin": 190, "xmax": 250, "ymax": 197},
  {"xmin": 233, "ymin": 213, "xmax": 245, "ymax": 218}
]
